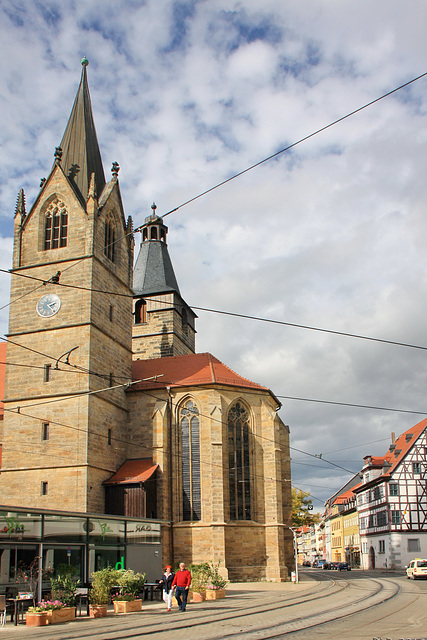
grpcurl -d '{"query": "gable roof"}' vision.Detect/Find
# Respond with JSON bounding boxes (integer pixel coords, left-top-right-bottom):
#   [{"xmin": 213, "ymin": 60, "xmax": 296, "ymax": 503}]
[
  {"xmin": 131, "ymin": 352, "xmax": 275, "ymax": 397},
  {"xmin": 103, "ymin": 459, "xmax": 158, "ymax": 485},
  {"xmin": 382, "ymin": 418, "xmax": 427, "ymax": 476}
]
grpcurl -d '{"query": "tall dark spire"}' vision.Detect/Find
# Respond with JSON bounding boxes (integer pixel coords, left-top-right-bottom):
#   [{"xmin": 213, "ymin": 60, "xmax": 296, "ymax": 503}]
[{"xmin": 57, "ymin": 58, "xmax": 105, "ymax": 202}]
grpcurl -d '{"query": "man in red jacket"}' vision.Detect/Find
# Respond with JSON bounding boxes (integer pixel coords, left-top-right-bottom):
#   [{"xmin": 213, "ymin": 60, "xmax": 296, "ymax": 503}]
[{"xmin": 171, "ymin": 562, "xmax": 192, "ymax": 611}]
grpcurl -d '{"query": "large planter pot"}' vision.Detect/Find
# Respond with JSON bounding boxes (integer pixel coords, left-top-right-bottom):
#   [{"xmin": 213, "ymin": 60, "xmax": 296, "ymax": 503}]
[
  {"xmin": 113, "ymin": 600, "xmax": 143, "ymax": 614},
  {"xmin": 205, "ymin": 589, "xmax": 226, "ymax": 600},
  {"xmin": 26, "ymin": 612, "xmax": 49, "ymax": 627},
  {"xmin": 47, "ymin": 607, "xmax": 76, "ymax": 624},
  {"xmin": 89, "ymin": 604, "xmax": 108, "ymax": 618},
  {"xmin": 190, "ymin": 591, "xmax": 205, "ymax": 602}
]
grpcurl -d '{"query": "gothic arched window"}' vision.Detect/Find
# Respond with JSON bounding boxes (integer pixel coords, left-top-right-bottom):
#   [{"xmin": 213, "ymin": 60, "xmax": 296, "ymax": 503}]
[
  {"xmin": 104, "ymin": 218, "xmax": 116, "ymax": 262},
  {"xmin": 44, "ymin": 199, "xmax": 68, "ymax": 250},
  {"xmin": 180, "ymin": 399, "xmax": 201, "ymax": 521},
  {"xmin": 228, "ymin": 401, "xmax": 251, "ymax": 520}
]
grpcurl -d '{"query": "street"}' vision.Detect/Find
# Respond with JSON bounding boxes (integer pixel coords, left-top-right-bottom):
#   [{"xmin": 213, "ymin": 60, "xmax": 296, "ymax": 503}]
[{"xmin": 2, "ymin": 569, "xmax": 426, "ymax": 640}]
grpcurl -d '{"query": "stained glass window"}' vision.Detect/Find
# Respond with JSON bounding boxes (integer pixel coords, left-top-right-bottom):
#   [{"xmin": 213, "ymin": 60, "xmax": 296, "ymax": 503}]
[
  {"xmin": 228, "ymin": 402, "xmax": 251, "ymax": 520},
  {"xmin": 180, "ymin": 400, "xmax": 201, "ymax": 521}
]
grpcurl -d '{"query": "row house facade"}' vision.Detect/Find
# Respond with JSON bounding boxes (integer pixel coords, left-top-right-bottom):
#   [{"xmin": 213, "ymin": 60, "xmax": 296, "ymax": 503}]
[
  {"xmin": 354, "ymin": 419, "xmax": 427, "ymax": 570},
  {"xmin": 320, "ymin": 419, "xmax": 427, "ymax": 570}
]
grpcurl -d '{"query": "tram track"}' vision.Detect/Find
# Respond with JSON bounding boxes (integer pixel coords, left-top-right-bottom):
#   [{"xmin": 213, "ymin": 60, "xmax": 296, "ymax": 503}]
[{"xmin": 21, "ymin": 573, "xmax": 405, "ymax": 640}]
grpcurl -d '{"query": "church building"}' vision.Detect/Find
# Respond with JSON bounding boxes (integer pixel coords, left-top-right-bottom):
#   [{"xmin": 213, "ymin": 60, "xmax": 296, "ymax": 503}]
[{"xmin": 0, "ymin": 60, "xmax": 293, "ymax": 582}]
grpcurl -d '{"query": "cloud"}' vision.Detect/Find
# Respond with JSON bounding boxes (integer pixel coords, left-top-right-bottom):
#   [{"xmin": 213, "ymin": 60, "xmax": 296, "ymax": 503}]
[{"xmin": 1, "ymin": 0, "xmax": 427, "ymax": 505}]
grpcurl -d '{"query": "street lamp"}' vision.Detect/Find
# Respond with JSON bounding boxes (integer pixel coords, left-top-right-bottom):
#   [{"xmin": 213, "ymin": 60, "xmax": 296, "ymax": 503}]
[{"xmin": 288, "ymin": 527, "xmax": 299, "ymax": 583}]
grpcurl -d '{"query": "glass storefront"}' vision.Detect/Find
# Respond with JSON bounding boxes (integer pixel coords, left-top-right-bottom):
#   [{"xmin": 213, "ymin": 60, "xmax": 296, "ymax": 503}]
[{"xmin": 0, "ymin": 507, "xmax": 162, "ymax": 600}]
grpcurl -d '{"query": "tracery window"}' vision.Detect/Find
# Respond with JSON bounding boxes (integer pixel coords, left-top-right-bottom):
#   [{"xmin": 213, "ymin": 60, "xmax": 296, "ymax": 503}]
[
  {"xmin": 104, "ymin": 218, "xmax": 116, "ymax": 262},
  {"xmin": 228, "ymin": 401, "xmax": 251, "ymax": 520},
  {"xmin": 44, "ymin": 199, "xmax": 68, "ymax": 250},
  {"xmin": 180, "ymin": 399, "xmax": 201, "ymax": 521}
]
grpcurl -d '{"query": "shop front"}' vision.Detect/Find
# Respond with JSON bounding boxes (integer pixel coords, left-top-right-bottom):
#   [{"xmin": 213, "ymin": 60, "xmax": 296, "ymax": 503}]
[{"xmin": 0, "ymin": 506, "xmax": 162, "ymax": 601}]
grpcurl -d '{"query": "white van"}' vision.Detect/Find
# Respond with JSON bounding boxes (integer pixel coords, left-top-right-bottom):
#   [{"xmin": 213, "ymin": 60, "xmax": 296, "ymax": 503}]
[{"xmin": 406, "ymin": 558, "xmax": 427, "ymax": 580}]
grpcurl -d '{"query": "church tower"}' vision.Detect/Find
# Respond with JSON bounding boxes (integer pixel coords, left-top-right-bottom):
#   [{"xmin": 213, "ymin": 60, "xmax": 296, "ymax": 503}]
[
  {"xmin": 132, "ymin": 205, "xmax": 196, "ymax": 360},
  {"xmin": 0, "ymin": 60, "xmax": 134, "ymax": 513}
]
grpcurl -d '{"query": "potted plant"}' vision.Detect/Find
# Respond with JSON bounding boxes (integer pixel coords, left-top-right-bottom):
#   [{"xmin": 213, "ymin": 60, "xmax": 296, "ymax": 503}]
[
  {"xmin": 26, "ymin": 600, "xmax": 63, "ymax": 626},
  {"xmin": 112, "ymin": 570, "xmax": 145, "ymax": 614},
  {"xmin": 26, "ymin": 603, "xmax": 50, "ymax": 627},
  {"xmin": 204, "ymin": 561, "xmax": 228, "ymax": 600},
  {"xmin": 89, "ymin": 567, "xmax": 121, "ymax": 618},
  {"xmin": 49, "ymin": 571, "xmax": 79, "ymax": 622},
  {"xmin": 188, "ymin": 563, "xmax": 210, "ymax": 602}
]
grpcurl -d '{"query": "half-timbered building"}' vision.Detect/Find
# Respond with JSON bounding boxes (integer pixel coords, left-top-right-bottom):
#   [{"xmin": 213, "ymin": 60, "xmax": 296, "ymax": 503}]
[{"xmin": 354, "ymin": 419, "xmax": 427, "ymax": 570}]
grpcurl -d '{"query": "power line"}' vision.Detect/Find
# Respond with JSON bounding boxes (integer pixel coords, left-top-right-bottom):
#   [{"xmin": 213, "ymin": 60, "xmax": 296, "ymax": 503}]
[
  {"xmin": 160, "ymin": 71, "xmax": 427, "ymax": 219},
  {"xmin": 278, "ymin": 395, "xmax": 427, "ymax": 416},
  {"xmin": 3, "ymin": 265, "xmax": 427, "ymax": 353}
]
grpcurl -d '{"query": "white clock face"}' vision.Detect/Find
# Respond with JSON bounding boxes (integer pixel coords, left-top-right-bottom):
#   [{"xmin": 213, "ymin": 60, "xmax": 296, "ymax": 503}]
[{"xmin": 36, "ymin": 293, "xmax": 61, "ymax": 318}]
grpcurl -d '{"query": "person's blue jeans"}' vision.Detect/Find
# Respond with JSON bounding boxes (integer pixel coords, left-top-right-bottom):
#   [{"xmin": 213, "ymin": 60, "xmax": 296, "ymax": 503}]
[{"xmin": 175, "ymin": 586, "xmax": 188, "ymax": 610}]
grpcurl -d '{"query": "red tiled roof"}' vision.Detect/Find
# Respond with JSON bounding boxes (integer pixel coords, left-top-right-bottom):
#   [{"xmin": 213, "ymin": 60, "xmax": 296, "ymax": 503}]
[
  {"xmin": 103, "ymin": 459, "xmax": 158, "ymax": 485},
  {"xmin": 131, "ymin": 352, "xmax": 270, "ymax": 394},
  {"xmin": 382, "ymin": 418, "xmax": 427, "ymax": 476},
  {"xmin": 0, "ymin": 342, "xmax": 6, "ymax": 419},
  {"xmin": 332, "ymin": 483, "xmax": 361, "ymax": 505}
]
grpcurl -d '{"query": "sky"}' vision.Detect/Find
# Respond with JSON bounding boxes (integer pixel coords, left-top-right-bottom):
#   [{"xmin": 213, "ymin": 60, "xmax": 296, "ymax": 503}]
[{"xmin": 1, "ymin": 0, "xmax": 427, "ymax": 508}]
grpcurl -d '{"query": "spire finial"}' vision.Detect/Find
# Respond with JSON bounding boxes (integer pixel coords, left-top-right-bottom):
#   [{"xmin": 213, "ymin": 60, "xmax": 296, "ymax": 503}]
[
  {"xmin": 111, "ymin": 161, "xmax": 120, "ymax": 178},
  {"xmin": 54, "ymin": 146, "xmax": 63, "ymax": 165},
  {"xmin": 14, "ymin": 188, "xmax": 26, "ymax": 220},
  {"xmin": 151, "ymin": 202, "xmax": 157, "ymax": 214},
  {"xmin": 81, "ymin": 56, "xmax": 89, "ymax": 67}
]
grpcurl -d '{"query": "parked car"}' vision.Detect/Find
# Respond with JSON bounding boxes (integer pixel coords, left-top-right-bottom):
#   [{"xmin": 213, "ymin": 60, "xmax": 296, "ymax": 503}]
[
  {"xmin": 317, "ymin": 559, "xmax": 327, "ymax": 568},
  {"xmin": 406, "ymin": 559, "xmax": 427, "ymax": 580},
  {"xmin": 337, "ymin": 562, "xmax": 351, "ymax": 571},
  {"xmin": 329, "ymin": 562, "xmax": 339, "ymax": 570},
  {"xmin": 302, "ymin": 560, "xmax": 311, "ymax": 566},
  {"xmin": 322, "ymin": 562, "xmax": 330, "ymax": 569}
]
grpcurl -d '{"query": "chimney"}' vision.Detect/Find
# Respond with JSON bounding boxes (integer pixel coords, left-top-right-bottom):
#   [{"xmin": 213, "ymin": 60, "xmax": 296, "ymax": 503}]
[{"xmin": 391, "ymin": 432, "xmax": 396, "ymax": 444}]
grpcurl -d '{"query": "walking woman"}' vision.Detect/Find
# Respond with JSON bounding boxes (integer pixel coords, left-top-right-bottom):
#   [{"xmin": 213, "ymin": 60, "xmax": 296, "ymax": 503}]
[{"xmin": 159, "ymin": 565, "xmax": 175, "ymax": 611}]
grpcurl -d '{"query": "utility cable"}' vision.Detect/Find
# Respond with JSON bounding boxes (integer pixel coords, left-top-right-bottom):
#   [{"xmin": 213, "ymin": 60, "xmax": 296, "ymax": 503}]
[
  {"xmin": 3, "ymin": 267, "xmax": 427, "ymax": 353},
  {"xmin": 160, "ymin": 71, "xmax": 427, "ymax": 219}
]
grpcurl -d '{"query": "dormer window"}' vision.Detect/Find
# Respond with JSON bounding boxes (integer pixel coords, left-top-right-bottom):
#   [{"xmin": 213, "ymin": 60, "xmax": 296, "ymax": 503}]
[{"xmin": 44, "ymin": 199, "xmax": 68, "ymax": 250}]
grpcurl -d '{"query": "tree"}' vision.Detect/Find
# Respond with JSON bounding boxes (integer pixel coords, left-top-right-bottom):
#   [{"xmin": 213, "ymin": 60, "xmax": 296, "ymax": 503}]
[{"xmin": 292, "ymin": 488, "xmax": 320, "ymax": 526}]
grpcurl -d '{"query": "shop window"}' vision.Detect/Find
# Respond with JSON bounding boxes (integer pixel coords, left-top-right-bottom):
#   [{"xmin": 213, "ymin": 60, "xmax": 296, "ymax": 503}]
[
  {"xmin": 228, "ymin": 401, "xmax": 252, "ymax": 521},
  {"xmin": 180, "ymin": 399, "xmax": 201, "ymax": 521}
]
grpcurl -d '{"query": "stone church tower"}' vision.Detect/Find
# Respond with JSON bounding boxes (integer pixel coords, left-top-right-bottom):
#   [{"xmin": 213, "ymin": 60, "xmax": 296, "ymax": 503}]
[
  {"xmin": 1, "ymin": 59, "xmax": 134, "ymax": 513},
  {"xmin": 0, "ymin": 61, "xmax": 293, "ymax": 581}
]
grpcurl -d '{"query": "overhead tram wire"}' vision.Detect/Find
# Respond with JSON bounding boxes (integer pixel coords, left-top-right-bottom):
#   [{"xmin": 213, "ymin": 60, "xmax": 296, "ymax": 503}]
[
  {"xmin": 277, "ymin": 395, "xmax": 427, "ymax": 417},
  {"xmin": 0, "ymin": 71, "xmax": 424, "ymax": 294},
  {"xmin": 3, "ymin": 269, "xmax": 427, "ymax": 355},
  {"xmin": 159, "ymin": 71, "xmax": 427, "ymax": 220}
]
